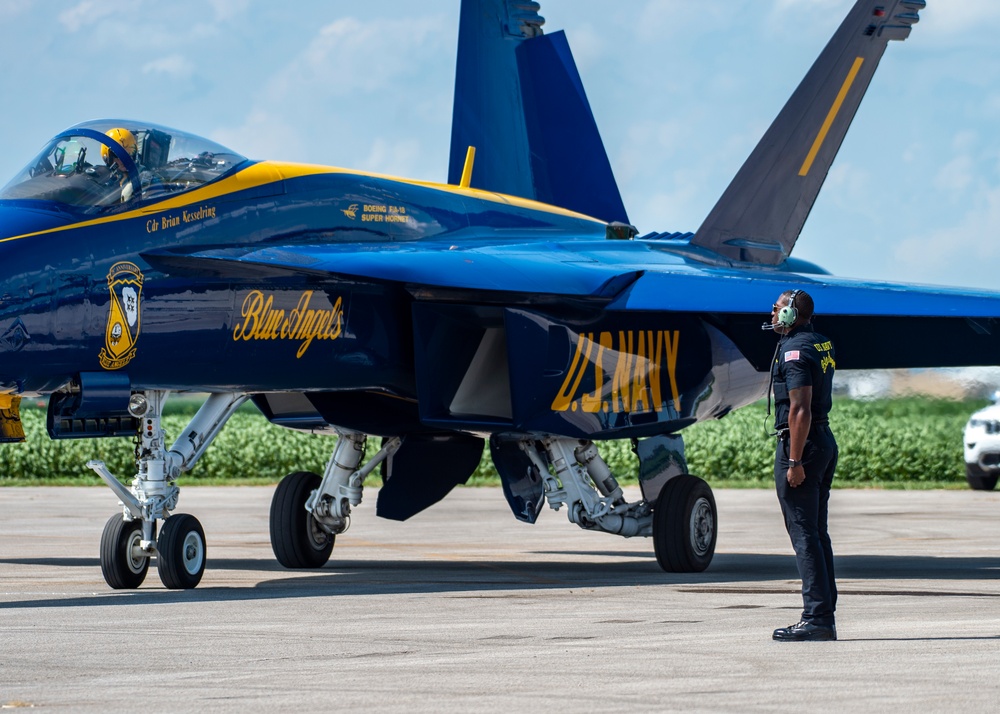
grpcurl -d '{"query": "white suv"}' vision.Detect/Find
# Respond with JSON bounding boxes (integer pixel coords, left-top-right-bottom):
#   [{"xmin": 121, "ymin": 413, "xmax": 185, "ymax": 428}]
[{"xmin": 964, "ymin": 397, "xmax": 1000, "ymax": 490}]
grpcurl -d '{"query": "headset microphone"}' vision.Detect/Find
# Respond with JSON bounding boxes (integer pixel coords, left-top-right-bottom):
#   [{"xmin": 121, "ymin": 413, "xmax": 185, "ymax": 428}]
[{"xmin": 763, "ymin": 289, "xmax": 801, "ymax": 331}]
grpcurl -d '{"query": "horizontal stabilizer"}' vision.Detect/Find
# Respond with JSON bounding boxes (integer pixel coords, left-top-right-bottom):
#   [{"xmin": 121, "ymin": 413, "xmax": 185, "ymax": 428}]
[
  {"xmin": 448, "ymin": 0, "xmax": 628, "ymax": 223},
  {"xmin": 691, "ymin": 0, "xmax": 926, "ymax": 264}
]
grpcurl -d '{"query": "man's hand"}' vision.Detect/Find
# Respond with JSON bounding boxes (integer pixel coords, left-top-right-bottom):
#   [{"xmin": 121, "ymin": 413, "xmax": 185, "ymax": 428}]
[{"xmin": 787, "ymin": 464, "xmax": 805, "ymax": 488}]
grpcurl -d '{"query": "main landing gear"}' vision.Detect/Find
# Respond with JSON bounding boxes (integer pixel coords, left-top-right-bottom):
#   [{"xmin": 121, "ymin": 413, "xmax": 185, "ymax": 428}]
[
  {"xmin": 520, "ymin": 437, "xmax": 717, "ymax": 572},
  {"xmin": 266, "ymin": 432, "xmax": 717, "ymax": 574},
  {"xmin": 87, "ymin": 394, "xmax": 715, "ymax": 585},
  {"xmin": 269, "ymin": 432, "xmax": 401, "ymax": 568},
  {"xmin": 89, "ymin": 391, "xmax": 247, "ymax": 589}
]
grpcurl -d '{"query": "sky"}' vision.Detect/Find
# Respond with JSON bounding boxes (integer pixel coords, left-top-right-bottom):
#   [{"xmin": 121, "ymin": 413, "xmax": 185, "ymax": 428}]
[{"xmin": 1, "ymin": 0, "xmax": 999, "ymax": 291}]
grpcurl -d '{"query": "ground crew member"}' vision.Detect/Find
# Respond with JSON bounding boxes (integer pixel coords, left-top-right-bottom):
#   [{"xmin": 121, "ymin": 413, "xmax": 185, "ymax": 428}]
[{"xmin": 767, "ymin": 289, "xmax": 839, "ymax": 642}]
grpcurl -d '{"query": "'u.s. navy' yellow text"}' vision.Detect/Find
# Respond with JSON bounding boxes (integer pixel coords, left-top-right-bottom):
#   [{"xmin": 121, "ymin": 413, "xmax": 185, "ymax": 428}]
[
  {"xmin": 551, "ymin": 330, "xmax": 681, "ymax": 414},
  {"xmin": 814, "ymin": 341, "xmax": 836, "ymax": 373}
]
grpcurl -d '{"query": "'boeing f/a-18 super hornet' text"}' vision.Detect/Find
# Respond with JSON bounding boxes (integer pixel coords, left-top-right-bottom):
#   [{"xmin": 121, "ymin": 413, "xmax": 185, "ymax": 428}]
[{"xmin": 2, "ymin": 0, "xmax": 997, "ymax": 589}]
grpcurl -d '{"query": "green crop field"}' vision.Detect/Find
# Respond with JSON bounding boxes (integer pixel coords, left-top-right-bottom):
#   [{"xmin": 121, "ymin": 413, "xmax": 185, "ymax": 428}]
[{"xmin": 0, "ymin": 397, "xmax": 984, "ymax": 488}]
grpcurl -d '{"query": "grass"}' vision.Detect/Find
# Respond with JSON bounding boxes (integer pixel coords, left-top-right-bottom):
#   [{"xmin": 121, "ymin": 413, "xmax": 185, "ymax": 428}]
[{"xmin": 0, "ymin": 396, "xmax": 986, "ymax": 489}]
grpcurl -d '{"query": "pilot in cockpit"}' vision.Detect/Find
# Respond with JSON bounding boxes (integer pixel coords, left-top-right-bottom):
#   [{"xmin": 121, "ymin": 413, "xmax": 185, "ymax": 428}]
[{"xmin": 101, "ymin": 127, "xmax": 140, "ymax": 203}]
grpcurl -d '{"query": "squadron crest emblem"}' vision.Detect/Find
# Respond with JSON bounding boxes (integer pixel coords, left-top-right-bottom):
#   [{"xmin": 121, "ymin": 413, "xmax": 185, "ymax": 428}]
[{"xmin": 98, "ymin": 261, "xmax": 144, "ymax": 370}]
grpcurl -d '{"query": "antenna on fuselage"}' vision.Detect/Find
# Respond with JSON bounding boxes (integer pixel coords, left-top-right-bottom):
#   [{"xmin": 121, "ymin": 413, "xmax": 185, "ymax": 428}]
[{"xmin": 459, "ymin": 146, "xmax": 476, "ymax": 189}]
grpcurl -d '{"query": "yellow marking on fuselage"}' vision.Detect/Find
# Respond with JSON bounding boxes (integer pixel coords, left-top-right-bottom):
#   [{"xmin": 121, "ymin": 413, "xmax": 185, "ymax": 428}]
[
  {"xmin": 798, "ymin": 56, "xmax": 865, "ymax": 177},
  {"xmin": 552, "ymin": 330, "xmax": 682, "ymax": 415},
  {"xmin": 232, "ymin": 289, "xmax": 344, "ymax": 359},
  {"xmin": 550, "ymin": 332, "xmax": 596, "ymax": 412},
  {"xmin": 0, "ymin": 160, "xmax": 603, "ymax": 244},
  {"xmin": 459, "ymin": 146, "xmax": 476, "ymax": 189}
]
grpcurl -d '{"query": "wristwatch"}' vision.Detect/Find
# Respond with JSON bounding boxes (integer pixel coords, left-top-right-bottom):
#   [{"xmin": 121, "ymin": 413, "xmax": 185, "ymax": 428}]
[{"xmin": 788, "ymin": 459, "xmax": 802, "ymax": 468}]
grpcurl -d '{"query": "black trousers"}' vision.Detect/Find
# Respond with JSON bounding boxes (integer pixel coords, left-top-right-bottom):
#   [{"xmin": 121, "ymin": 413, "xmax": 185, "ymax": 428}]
[{"xmin": 774, "ymin": 424, "xmax": 839, "ymax": 626}]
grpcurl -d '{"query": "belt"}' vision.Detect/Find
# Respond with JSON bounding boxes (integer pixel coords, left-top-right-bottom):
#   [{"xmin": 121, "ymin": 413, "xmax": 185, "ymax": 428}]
[{"xmin": 775, "ymin": 421, "xmax": 830, "ymax": 439}]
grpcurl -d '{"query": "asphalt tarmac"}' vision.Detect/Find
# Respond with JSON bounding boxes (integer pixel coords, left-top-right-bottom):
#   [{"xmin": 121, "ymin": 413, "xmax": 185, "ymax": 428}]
[{"xmin": 2, "ymin": 485, "xmax": 999, "ymax": 712}]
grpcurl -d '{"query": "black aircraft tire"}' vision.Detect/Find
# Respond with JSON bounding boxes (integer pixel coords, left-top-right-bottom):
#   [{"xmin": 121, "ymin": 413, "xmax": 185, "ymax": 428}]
[
  {"xmin": 157, "ymin": 513, "xmax": 206, "ymax": 589},
  {"xmin": 653, "ymin": 474, "xmax": 717, "ymax": 573},
  {"xmin": 100, "ymin": 513, "xmax": 150, "ymax": 589},
  {"xmin": 966, "ymin": 463, "xmax": 999, "ymax": 491},
  {"xmin": 270, "ymin": 471, "xmax": 335, "ymax": 569}
]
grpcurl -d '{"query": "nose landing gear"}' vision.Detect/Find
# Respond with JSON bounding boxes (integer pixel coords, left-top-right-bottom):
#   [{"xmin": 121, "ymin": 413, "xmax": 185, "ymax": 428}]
[{"xmin": 90, "ymin": 391, "xmax": 246, "ymax": 589}]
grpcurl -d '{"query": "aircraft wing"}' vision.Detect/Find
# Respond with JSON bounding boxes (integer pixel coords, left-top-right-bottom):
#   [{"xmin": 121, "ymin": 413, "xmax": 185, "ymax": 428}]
[
  {"xmin": 146, "ymin": 238, "xmax": 1000, "ymax": 371},
  {"xmin": 143, "ymin": 241, "xmax": 644, "ymax": 300}
]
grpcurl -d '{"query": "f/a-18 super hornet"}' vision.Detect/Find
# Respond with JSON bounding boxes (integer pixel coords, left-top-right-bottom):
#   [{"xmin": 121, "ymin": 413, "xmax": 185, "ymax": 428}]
[{"xmin": 2, "ymin": 0, "xmax": 995, "ymax": 589}]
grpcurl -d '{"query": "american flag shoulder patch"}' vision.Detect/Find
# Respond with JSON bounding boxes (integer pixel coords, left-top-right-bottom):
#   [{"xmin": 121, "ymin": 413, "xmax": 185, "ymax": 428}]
[{"xmin": 784, "ymin": 350, "xmax": 801, "ymax": 362}]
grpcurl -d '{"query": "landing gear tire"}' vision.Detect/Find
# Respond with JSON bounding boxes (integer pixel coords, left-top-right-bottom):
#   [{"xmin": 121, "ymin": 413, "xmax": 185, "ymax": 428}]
[
  {"xmin": 157, "ymin": 513, "xmax": 206, "ymax": 589},
  {"xmin": 270, "ymin": 471, "xmax": 335, "ymax": 569},
  {"xmin": 966, "ymin": 463, "xmax": 999, "ymax": 491},
  {"xmin": 653, "ymin": 474, "xmax": 717, "ymax": 573},
  {"xmin": 100, "ymin": 513, "xmax": 151, "ymax": 589}
]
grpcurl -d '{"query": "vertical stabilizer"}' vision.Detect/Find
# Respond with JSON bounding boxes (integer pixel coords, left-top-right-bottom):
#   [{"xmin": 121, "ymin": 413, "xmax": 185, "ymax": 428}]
[
  {"xmin": 448, "ymin": 0, "xmax": 628, "ymax": 223},
  {"xmin": 690, "ymin": 0, "xmax": 925, "ymax": 265}
]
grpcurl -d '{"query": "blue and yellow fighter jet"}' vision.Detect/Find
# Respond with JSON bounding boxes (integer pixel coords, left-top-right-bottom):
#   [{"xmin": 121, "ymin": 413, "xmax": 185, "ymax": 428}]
[{"xmin": 0, "ymin": 0, "xmax": 994, "ymax": 589}]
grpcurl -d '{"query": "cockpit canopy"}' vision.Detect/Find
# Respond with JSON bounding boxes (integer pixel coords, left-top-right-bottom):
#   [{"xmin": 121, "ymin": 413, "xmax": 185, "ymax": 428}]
[{"xmin": 0, "ymin": 120, "xmax": 248, "ymax": 213}]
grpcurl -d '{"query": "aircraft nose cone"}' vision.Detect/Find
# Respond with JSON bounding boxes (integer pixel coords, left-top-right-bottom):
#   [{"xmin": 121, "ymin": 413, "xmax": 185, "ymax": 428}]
[{"xmin": 0, "ymin": 203, "xmax": 74, "ymax": 241}]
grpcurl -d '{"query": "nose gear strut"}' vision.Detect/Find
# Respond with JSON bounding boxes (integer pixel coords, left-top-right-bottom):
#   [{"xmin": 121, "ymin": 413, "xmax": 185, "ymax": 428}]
[{"xmin": 88, "ymin": 390, "xmax": 247, "ymax": 589}]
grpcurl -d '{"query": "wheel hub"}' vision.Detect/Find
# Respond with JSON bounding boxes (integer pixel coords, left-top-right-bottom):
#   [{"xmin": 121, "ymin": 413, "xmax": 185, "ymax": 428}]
[
  {"xmin": 690, "ymin": 497, "xmax": 714, "ymax": 557},
  {"xmin": 307, "ymin": 515, "xmax": 332, "ymax": 551},
  {"xmin": 126, "ymin": 531, "xmax": 146, "ymax": 574},
  {"xmin": 181, "ymin": 532, "xmax": 204, "ymax": 575}
]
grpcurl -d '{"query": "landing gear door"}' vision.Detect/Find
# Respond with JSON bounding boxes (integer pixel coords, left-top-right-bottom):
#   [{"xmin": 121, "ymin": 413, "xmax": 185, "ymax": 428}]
[{"xmin": 503, "ymin": 308, "xmax": 714, "ymax": 440}]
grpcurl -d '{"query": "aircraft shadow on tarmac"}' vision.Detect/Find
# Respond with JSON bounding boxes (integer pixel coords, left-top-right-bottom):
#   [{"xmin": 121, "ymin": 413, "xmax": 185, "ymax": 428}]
[{"xmin": 1, "ymin": 552, "xmax": 999, "ymax": 612}]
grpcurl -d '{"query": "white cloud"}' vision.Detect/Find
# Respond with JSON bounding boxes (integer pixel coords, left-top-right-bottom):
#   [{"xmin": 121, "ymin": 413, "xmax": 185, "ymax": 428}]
[
  {"xmin": 764, "ymin": 0, "xmax": 853, "ymax": 34},
  {"xmin": 819, "ymin": 161, "xmax": 876, "ymax": 213},
  {"xmin": 271, "ymin": 15, "xmax": 447, "ymax": 99},
  {"xmin": 891, "ymin": 183, "xmax": 1000, "ymax": 288},
  {"xmin": 141, "ymin": 55, "xmax": 196, "ymax": 79},
  {"xmin": 934, "ymin": 154, "xmax": 975, "ymax": 195},
  {"xmin": 361, "ymin": 138, "xmax": 423, "ymax": 178},
  {"xmin": 211, "ymin": 110, "xmax": 305, "ymax": 162},
  {"xmin": 923, "ymin": 0, "xmax": 1000, "ymax": 40},
  {"xmin": 214, "ymin": 11, "xmax": 452, "ymax": 174},
  {"xmin": 0, "ymin": 0, "xmax": 29, "ymax": 20},
  {"xmin": 207, "ymin": 0, "xmax": 250, "ymax": 22},
  {"xmin": 560, "ymin": 22, "xmax": 605, "ymax": 72},
  {"xmin": 634, "ymin": 0, "xmax": 730, "ymax": 44},
  {"xmin": 58, "ymin": 0, "xmax": 114, "ymax": 32}
]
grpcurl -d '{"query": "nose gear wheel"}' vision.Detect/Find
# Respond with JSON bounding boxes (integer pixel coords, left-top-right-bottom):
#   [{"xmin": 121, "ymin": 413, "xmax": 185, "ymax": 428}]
[
  {"xmin": 157, "ymin": 513, "xmax": 206, "ymax": 589},
  {"xmin": 100, "ymin": 513, "xmax": 151, "ymax": 589}
]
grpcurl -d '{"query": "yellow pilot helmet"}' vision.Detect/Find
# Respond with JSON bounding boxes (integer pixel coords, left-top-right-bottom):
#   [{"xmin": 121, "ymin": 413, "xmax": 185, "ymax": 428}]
[{"xmin": 101, "ymin": 127, "xmax": 137, "ymax": 166}]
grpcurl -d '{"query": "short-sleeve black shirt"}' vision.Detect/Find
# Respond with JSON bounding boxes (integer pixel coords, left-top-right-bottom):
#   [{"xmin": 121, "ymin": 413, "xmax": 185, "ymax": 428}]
[{"xmin": 771, "ymin": 325, "xmax": 836, "ymax": 429}]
